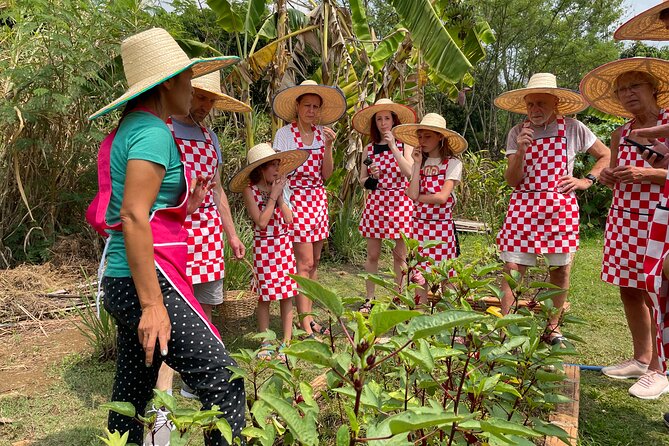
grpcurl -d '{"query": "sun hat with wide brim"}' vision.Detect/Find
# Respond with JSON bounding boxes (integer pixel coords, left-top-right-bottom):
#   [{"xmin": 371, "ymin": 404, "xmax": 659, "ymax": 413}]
[
  {"xmin": 614, "ymin": 1, "xmax": 669, "ymax": 41},
  {"xmin": 229, "ymin": 143, "xmax": 309, "ymax": 193},
  {"xmin": 271, "ymin": 80, "xmax": 347, "ymax": 125},
  {"xmin": 579, "ymin": 57, "xmax": 669, "ymax": 118},
  {"xmin": 192, "ymin": 70, "xmax": 251, "ymax": 113},
  {"xmin": 391, "ymin": 113, "xmax": 468, "ymax": 154},
  {"xmin": 494, "ymin": 73, "xmax": 588, "ymax": 115},
  {"xmin": 351, "ymin": 98, "xmax": 417, "ymax": 135},
  {"xmin": 89, "ymin": 28, "xmax": 240, "ymax": 120}
]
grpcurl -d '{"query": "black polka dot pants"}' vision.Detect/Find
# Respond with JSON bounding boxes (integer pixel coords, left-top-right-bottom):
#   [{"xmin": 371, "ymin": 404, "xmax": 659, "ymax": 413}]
[{"xmin": 102, "ymin": 271, "xmax": 246, "ymax": 445}]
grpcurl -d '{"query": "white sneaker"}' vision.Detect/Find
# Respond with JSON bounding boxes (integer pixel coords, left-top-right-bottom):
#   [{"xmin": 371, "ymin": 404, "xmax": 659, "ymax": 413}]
[
  {"xmin": 180, "ymin": 382, "xmax": 197, "ymax": 399},
  {"xmin": 601, "ymin": 359, "xmax": 648, "ymax": 380},
  {"xmin": 628, "ymin": 371, "xmax": 669, "ymax": 400},
  {"xmin": 143, "ymin": 406, "xmax": 173, "ymax": 446}
]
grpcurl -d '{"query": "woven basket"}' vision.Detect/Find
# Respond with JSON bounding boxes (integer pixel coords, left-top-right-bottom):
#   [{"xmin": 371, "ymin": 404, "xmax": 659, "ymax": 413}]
[{"xmin": 220, "ymin": 258, "xmax": 258, "ymax": 320}]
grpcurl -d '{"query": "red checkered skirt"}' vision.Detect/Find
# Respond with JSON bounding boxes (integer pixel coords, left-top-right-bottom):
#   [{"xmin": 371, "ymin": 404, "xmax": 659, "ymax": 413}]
[
  {"xmin": 291, "ymin": 186, "xmax": 329, "ymax": 243},
  {"xmin": 252, "ymin": 233, "xmax": 298, "ymax": 302},
  {"xmin": 412, "ymin": 211, "xmax": 458, "ymax": 276},
  {"xmin": 360, "ymin": 188, "xmax": 412, "ymax": 239},
  {"xmin": 644, "ymin": 200, "xmax": 669, "ymax": 372}
]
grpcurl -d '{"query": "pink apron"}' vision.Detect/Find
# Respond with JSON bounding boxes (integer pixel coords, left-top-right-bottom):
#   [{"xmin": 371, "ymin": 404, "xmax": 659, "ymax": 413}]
[
  {"xmin": 288, "ymin": 122, "xmax": 329, "ymax": 243},
  {"xmin": 249, "ymin": 185, "xmax": 298, "ymax": 301},
  {"xmin": 497, "ymin": 117, "xmax": 579, "ymax": 255},
  {"xmin": 412, "ymin": 159, "xmax": 458, "ymax": 274},
  {"xmin": 166, "ymin": 118, "xmax": 225, "ymax": 285},
  {"xmin": 602, "ymin": 109, "xmax": 669, "ymax": 289},
  {"xmin": 359, "ymin": 142, "xmax": 413, "ymax": 239},
  {"xmin": 86, "ymin": 109, "xmax": 220, "ymax": 339}
]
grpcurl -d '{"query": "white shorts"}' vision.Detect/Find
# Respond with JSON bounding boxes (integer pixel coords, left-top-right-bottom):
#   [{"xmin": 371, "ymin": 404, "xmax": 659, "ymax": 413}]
[
  {"xmin": 192, "ymin": 279, "xmax": 224, "ymax": 306},
  {"xmin": 499, "ymin": 251, "xmax": 572, "ymax": 267}
]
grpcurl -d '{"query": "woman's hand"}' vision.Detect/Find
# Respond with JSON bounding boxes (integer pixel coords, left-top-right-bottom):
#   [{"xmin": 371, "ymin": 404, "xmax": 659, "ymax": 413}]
[
  {"xmin": 383, "ymin": 130, "xmax": 397, "ymax": 149},
  {"xmin": 138, "ymin": 301, "xmax": 171, "ymax": 367},
  {"xmin": 187, "ymin": 175, "xmax": 215, "ymax": 214},
  {"xmin": 368, "ymin": 162, "xmax": 381, "ymax": 179},
  {"xmin": 612, "ymin": 165, "xmax": 647, "ymax": 183},
  {"xmin": 271, "ymin": 176, "xmax": 288, "ymax": 200},
  {"xmin": 412, "ymin": 146, "xmax": 423, "ymax": 165},
  {"xmin": 598, "ymin": 167, "xmax": 617, "ymax": 187},
  {"xmin": 322, "ymin": 126, "xmax": 336, "ymax": 149},
  {"xmin": 639, "ymin": 138, "xmax": 669, "ymax": 169}
]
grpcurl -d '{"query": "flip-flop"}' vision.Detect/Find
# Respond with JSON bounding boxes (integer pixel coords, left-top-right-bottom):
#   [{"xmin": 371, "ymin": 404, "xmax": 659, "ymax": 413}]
[
  {"xmin": 256, "ymin": 342, "xmax": 273, "ymax": 360},
  {"xmin": 359, "ymin": 299, "xmax": 373, "ymax": 315},
  {"xmin": 310, "ymin": 320, "xmax": 330, "ymax": 336}
]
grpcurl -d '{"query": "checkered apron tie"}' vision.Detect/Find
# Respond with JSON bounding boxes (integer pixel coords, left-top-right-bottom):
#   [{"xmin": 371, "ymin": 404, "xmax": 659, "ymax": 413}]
[
  {"xmin": 359, "ymin": 142, "xmax": 413, "ymax": 239},
  {"xmin": 288, "ymin": 123, "xmax": 329, "ymax": 243},
  {"xmin": 497, "ymin": 117, "xmax": 579, "ymax": 255},
  {"xmin": 412, "ymin": 160, "xmax": 458, "ymax": 274},
  {"xmin": 602, "ymin": 109, "xmax": 669, "ymax": 289},
  {"xmin": 249, "ymin": 185, "xmax": 298, "ymax": 301},
  {"xmin": 167, "ymin": 118, "xmax": 225, "ymax": 284}
]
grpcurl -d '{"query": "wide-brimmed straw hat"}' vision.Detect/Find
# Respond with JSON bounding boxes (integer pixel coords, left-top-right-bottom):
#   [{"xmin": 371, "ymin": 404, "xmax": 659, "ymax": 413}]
[
  {"xmin": 494, "ymin": 73, "xmax": 588, "ymax": 115},
  {"xmin": 272, "ymin": 80, "xmax": 346, "ymax": 125},
  {"xmin": 614, "ymin": 1, "xmax": 669, "ymax": 41},
  {"xmin": 228, "ymin": 143, "xmax": 308, "ymax": 193},
  {"xmin": 351, "ymin": 98, "xmax": 417, "ymax": 135},
  {"xmin": 579, "ymin": 57, "xmax": 669, "ymax": 118},
  {"xmin": 192, "ymin": 70, "xmax": 251, "ymax": 113},
  {"xmin": 89, "ymin": 28, "xmax": 239, "ymax": 120},
  {"xmin": 392, "ymin": 113, "xmax": 468, "ymax": 154}
]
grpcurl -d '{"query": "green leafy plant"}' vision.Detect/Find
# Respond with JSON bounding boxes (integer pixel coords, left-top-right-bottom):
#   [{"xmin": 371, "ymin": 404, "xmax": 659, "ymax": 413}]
[
  {"xmin": 73, "ymin": 278, "xmax": 117, "ymax": 361},
  {"xmin": 328, "ymin": 199, "xmax": 367, "ymax": 266}
]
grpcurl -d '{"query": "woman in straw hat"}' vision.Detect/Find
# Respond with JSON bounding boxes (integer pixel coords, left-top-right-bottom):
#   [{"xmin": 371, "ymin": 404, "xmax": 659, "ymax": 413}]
[
  {"xmin": 614, "ymin": 1, "xmax": 669, "ymax": 42},
  {"xmin": 352, "ymin": 98, "xmax": 416, "ymax": 312},
  {"xmin": 229, "ymin": 143, "xmax": 308, "ymax": 360},
  {"xmin": 580, "ymin": 57, "xmax": 669, "ymax": 399},
  {"xmin": 148, "ymin": 70, "xmax": 252, "ymax": 438},
  {"xmin": 272, "ymin": 80, "xmax": 346, "ymax": 337},
  {"xmin": 85, "ymin": 28, "xmax": 245, "ymax": 444},
  {"xmin": 495, "ymin": 73, "xmax": 609, "ymax": 345},
  {"xmin": 393, "ymin": 113, "xmax": 466, "ymax": 301}
]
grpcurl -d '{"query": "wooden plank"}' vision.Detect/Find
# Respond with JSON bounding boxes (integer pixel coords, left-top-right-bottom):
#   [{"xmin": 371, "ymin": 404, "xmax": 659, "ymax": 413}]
[
  {"xmin": 454, "ymin": 218, "xmax": 490, "ymax": 234},
  {"xmin": 544, "ymin": 365, "xmax": 580, "ymax": 446},
  {"xmin": 465, "ymin": 296, "xmax": 570, "ymax": 313}
]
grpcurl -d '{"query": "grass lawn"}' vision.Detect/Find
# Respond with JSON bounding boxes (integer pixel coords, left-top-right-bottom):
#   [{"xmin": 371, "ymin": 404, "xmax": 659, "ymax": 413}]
[{"xmin": 1, "ymin": 232, "xmax": 668, "ymax": 445}]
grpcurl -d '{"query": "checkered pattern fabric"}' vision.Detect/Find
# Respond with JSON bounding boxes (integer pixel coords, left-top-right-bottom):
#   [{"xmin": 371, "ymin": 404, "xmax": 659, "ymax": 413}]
[
  {"xmin": 250, "ymin": 186, "xmax": 297, "ymax": 301},
  {"xmin": 602, "ymin": 109, "xmax": 669, "ymax": 289},
  {"xmin": 359, "ymin": 142, "xmax": 413, "ymax": 239},
  {"xmin": 497, "ymin": 117, "xmax": 580, "ymax": 255},
  {"xmin": 167, "ymin": 118, "xmax": 225, "ymax": 284},
  {"xmin": 412, "ymin": 160, "xmax": 458, "ymax": 275},
  {"xmin": 644, "ymin": 204, "xmax": 669, "ymax": 372},
  {"xmin": 287, "ymin": 124, "xmax": 329, "ymax": 243}
]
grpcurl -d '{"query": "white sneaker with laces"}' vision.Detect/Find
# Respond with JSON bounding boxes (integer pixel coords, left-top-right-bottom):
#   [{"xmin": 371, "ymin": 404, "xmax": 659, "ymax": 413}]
[
  {"xmin": 601, "ymin": 359, "xmax": 648, "ymax": 380},
  {"xmin": 143, "ymin": 406, "xmax": 173, "ymax": 446},
  {"xmin": 628, "ymin": 371, "xmax": 669, "ymax": 400}
]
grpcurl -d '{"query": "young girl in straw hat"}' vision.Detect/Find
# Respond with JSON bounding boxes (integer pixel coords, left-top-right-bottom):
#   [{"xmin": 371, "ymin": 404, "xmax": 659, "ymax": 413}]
[
  {"xmin": 393, "ymin": 113, "xmax": 467, "ymax": 301},
  {"xmin": 272, "ymin": 80, "xmax": 346, "ymax": 337},
  {"xmin": 86, "ymin": 28, "xmax": 245, "ymax": 445},
  {"xmin": 230, "ymin": 143, "xmax": 308, "ymax": 360},
  {"xmin": 352, "ymin": 98, "xmax": 417, "ymax": 312}
]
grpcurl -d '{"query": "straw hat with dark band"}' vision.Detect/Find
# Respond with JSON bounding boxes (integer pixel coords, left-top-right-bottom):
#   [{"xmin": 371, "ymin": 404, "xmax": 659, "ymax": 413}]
[
  {"xmin": 272, "ymin": 80, "xmax": 346, "ymax": 125},
  {"xmin": 494, "ymin": 73, "xmax": 588, "ymax": 115},
  {"xmin": 192, "ymin": 70, "xmax": 251, "ymax": 113},
  {"xmin": 89, "ymin": 28, "xmax": 239, "ymax": 120},
  {"xmin": 351, "ymin": 98, "xmax": 417, "ymax": 135},
  {"xmin": 392, "ymin": 113, "xmax": 468, "ymax": 154},
  {"xmin": 229, "ymin": 143, "xmax": 308, "ymax": 193},
  {"xmin": 579, "ymin": 57, "xmax": 669, "ymax": 118},
  {"xmin": 614, "ymin": 1, "xmax": 669, "ymax": 41}
]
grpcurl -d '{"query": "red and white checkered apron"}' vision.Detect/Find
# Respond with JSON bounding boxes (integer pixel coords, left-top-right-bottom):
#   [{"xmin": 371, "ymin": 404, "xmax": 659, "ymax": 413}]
[
  {"xmin": 412, "ymin": 160, "xmax": 458, "ymax": 274},
  {"xmin": 602, "ymin": 109, "xmax": 669, "ymax": 289},
  {"xmin": 497, "ymin": 117, "xmax": 579, "ymax": 255},
  {"xmin": 250, "ymin": 185, "xmax": 297, "ymax": 301},
  {"xmin": 167, "ymin": 118, "xmax": 225, "ymax": 284},
  {"xmin": 359, "ymin": 142, "xmax": 413, "ymax": 239},
  {"xmin": 288, "ymin": 122, "xmax": 329, "ymax": 243}
]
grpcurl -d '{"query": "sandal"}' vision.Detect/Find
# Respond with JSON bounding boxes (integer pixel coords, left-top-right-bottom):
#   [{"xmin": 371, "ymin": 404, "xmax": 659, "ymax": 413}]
[
  {"xmin": 256, "ymin": 342, "xmax": 273, "ymax": 361},
  {"xmin": 549, "ymin": 334, "xmax": 568, "ymax": 346},
  {"xmin": 359, "ymin": 299, "xmax": 373, "ymax": 315},
  {"xmin": 310, "ymin": 320, "xmax": 330, "ymax": 336},
  {"xmin": 277, "ymin": 342, "xmax": 288, "ymax": 363}
]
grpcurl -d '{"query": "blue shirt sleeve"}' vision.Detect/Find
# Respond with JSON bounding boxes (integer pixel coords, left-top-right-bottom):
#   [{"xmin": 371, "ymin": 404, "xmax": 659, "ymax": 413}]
[{"xmin": 127, "ymin": 124, "xmax": 176, "ymax": 169}]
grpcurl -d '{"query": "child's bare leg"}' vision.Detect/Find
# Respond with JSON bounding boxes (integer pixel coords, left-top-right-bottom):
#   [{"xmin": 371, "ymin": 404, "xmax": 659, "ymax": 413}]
[
  {"xmin": 364, "ymin": 238, "xmax": 383, "ymax": 300},
  {"xmin": 392, "ymin": 238, "xmax": 407, "ymax": 292},
  {"xmin": 280, "ymin": 299, "xmax": 293, "ymax": 344},
  {"xmin": 257, "ymin": 301, "xmax": 270, "ymax": 333}
]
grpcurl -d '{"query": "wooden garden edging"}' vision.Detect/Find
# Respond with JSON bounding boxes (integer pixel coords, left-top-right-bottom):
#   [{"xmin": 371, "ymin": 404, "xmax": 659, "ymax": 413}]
[{"xmin": 543, "ymin": 364, "xmax": 580, "ymax": 446}]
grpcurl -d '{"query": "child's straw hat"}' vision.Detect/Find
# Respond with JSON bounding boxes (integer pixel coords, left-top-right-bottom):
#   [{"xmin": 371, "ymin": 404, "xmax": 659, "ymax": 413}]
[
  {"xmin": 494, "ymin": 73, "xmax": 587, "ymax": 115},
  {"xmin": 272, "ymin": 80, "xmax": 346, "ymax": 125},
  {"xmin": 192, "ymin": 70, "xmax": 251, "ymax": 113},
  {"xmin": 615, "ymin": 1, "xmax": 669, "ymax": 41},
  {"xmin": 392, "ymin": 113, "xmax": 468, "ymax": 154},
  {"xmin": 579, "ymin": 57, "xmax": 669, "ymax": 118},
  {"xmin": 351, "ymin": 98, "xmax": 417, "ymax": 135},
  {"xmin": 229, "ymin": 143, "xmax": 308, "ymax": 193},
  {"xmin": 89, "ymin": 28, "xmax": 239, "ymax": 120}
]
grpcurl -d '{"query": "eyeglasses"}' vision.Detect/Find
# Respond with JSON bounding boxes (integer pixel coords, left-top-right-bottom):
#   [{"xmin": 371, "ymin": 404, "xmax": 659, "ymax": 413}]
[{"xmin": 614, "ymin": 82, "xmax": 651, "ymax": 96}]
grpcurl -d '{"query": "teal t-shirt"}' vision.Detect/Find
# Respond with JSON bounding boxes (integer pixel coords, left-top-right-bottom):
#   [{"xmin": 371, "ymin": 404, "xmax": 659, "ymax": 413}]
[{"xmin": 104, "ymin": 111, "xmax": 186, "ymax": 277}]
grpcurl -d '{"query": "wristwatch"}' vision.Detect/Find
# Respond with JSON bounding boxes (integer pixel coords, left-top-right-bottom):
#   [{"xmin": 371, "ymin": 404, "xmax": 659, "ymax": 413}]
[{"xmin": 584, "ymin": 173, "xmax": 597, "ymax": 184}]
